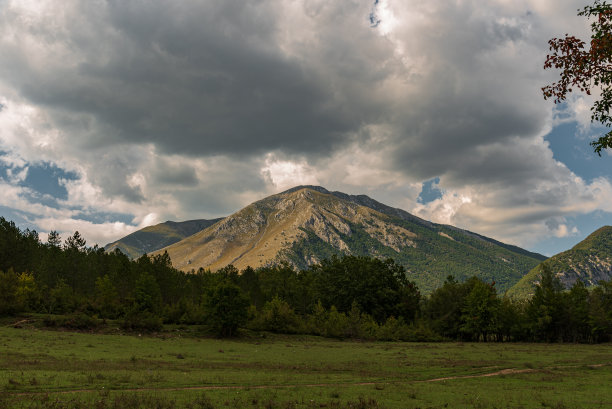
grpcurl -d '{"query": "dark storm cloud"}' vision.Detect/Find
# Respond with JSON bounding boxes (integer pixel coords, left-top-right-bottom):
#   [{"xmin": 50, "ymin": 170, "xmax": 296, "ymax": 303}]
[
  {"xmin": 0, "ymin": 0, "xmax": 388, "ymax": 158},
  {"xmin": 381, "ymin": 2, "xmax": 549, "ymax": 184},
  {"xmin": 150, "ymin": 163, "xmax": 199, "ymax": 187},
  {"xmin": 86, "ymin": 152, "xmax": 146, "ymax": 204},
  {"xmin": 156, "ymin": 156, "xmax": 271, "ymax": 217}
]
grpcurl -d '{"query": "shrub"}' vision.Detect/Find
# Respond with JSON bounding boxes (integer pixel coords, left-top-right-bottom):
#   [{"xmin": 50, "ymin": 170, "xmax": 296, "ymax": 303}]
[
  {"xmin": 250, "ymin": 297, "xmax": 301, "ymax": 333},
  {"xmin": 120, "ymin": 310, "xmax": 163, "ymax": 332},
  {"xmin": 42, "ymin": 313, "xmax": 101, "ymax": 330}
]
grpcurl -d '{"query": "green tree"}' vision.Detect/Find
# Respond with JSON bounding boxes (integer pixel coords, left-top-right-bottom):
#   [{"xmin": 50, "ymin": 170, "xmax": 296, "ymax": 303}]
[
  {"xmin": 16, "ymin": 272, "xmax": 38, "ymax": 312},
  {"xmin": 345, "ymin": 301, "xmax": 366, "ymax": 339},
  {"xmin": 47, "ymin": 230, "xmax": 62, "ymax": 248},
  {"xmin": 204, "ymin": 282, "xmax": 249, "ymax": 337},
  {"xmin": 48, "ymin": 279, "xmax": 77, "ymax": 314},
  {"xmin": 64, "ymin": 231, "xmax": 86, "ymax": 251},
  {"xmin": 497, "ymin": 296, "xmax": 528, "ymax": 341},
  {"xmin": 527, "ymin": 265, "xmax": 565, "ymax": 342},
  {"xmin": 133, "ymin": 272, "xmax": 162, "ymax": 314},
  {"xmin": 565, "ymin": 280, "xmax": 591, "ymax": 342},
  {"xmin": 425, "ymin": 275, "xmax": 474, "ymax": 339},
  {"xmin": 121, "ymin": 272, "xmax": 163, "ymax": 331},
  {"xmin": 253, "ymin": 296, "xmax": 300, "ymax": 333},
  {"xmin": 94, "ymin": 274, "xmax": 120, "ymax": 318},
  {"xmin": 257, "ymin": 263, "xmax": 302, "ymax": 310},
  {"xmin": 460, "ymin": 279, "xmax": 500, "ymax": 341},
  {"xmin": 543, "ymin": 1, "xmax": 612, "ymax": 154},
  {"xmin": 237, "ymin": 266, "xmax": 264, "ymax": 309},
  {"xmin": 589, "ymin": 279, "xmax": 612, "ymax": 341},
  {"xmin": 310, "ymin": 255, "xmax": 418, "ymax": 323},
  {"xmin": 0, "ymin": 269, "xmax": 19, "ymax": 315},
  {"xmin": 0, "ymin": 218, "xmax": 41, "ymax": 273},
  {"xmin": 324, "ymin": 306, "xmax": 349, "ymax": 339}
]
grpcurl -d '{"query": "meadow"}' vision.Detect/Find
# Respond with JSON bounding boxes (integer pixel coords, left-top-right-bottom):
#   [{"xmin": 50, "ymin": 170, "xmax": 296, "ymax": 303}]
[{"xmin": 0, "ymin": 325, "xmax": 611, "ymax": 409}]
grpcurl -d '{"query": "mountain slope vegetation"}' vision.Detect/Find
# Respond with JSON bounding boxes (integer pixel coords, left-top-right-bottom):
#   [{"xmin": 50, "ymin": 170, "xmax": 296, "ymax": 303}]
[
  {"xmin": 105, "ymin": 219, "xmax": 222, "ymax": 258},
  {"xmin": 509, "ymin": 226, "xmax": 612, "ymax": 298}
]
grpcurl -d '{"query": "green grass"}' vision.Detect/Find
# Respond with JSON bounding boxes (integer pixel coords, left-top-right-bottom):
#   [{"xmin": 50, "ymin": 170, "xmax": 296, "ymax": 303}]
[{"xmin": 1, "ymin": 326, "xmax": 611, "ymax": 408}]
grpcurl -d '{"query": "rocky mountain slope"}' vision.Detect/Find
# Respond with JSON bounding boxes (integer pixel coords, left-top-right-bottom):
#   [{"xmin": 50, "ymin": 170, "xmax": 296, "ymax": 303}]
[
  {"xmin": 508, "ymin": 226, "xmax": 612, "ymax": 298},
  {"xmin": 152, "ymin": 186, "xmax": 545, "ymax": 293},
  {"xmin": 104, "ymin": 218, "xmax": 222, "ymax": 259}
]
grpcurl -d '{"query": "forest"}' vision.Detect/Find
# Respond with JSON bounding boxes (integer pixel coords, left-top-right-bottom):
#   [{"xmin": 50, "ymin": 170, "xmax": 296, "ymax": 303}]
[{"xmin": 1, "ymin": 217, "xmax": 611, "ymax": 343}]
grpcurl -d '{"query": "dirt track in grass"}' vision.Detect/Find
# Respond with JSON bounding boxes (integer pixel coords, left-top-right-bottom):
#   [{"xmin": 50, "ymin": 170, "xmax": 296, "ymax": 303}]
[{"xmin": 10, "ymin": 363, "xmax": 608, "ymax": 396}]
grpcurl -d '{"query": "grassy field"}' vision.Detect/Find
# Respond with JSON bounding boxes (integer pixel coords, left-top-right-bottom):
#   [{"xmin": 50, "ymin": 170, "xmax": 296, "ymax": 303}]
[{"xmin": 0, "ymin": 324, "xmax": 611, "ymax": 408}]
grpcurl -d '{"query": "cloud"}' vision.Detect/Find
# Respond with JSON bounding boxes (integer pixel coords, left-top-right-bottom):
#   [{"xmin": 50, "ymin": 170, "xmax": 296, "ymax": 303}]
[
  {"xmin": 0, "ymin": 0, "xmax": 609, "ymax": 253},
  {"xmin": 0, "ymin": 1, "xmax": 390, "ymax": 159},
  {"xmin": 262, "ymin": 154, "xmax": 320, "ymax": 191},
  {"xmin": 413, "ymin": 167, "xmax": 612, "ymax": 247}
]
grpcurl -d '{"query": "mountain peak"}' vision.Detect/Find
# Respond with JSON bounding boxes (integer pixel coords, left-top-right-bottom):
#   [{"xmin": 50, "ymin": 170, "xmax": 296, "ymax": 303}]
[
  {"xmin": 571, "ymin": 225, "xmax": 612, "ymax": 251},
  {"xmin": 279, "ymin": 185, "xmax": 331, "ymax": 195}
]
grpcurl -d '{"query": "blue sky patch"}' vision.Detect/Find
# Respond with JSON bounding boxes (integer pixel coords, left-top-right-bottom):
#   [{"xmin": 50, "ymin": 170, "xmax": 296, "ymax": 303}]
[
  {"xmin": 369, "ymin": 0, "xmax": 381, "ymax": 27},
  {"xmin": 0, "ymin": 151, "xmax": 15, "ymax": 181},
  {"xmin": 417, "ymin": 177, "xmax": 443, "ymax": 204},
  {"xmin": 19, "ymin": 190, "xmax": 63, "ymax": 210},
  {"xmin": 545, "ymin": 122, "xmax": 612, "ymax": 183},
  {"xmin": 21, "ymin": 162, "xmax": 79, "ymax": 201},
  {"xmin": 73, "ymin": 211, "xmax": 134, "ymax": 225},
  {"xmin": 531, "ymin": 211, "xmax": 612, "ymax": 257}
]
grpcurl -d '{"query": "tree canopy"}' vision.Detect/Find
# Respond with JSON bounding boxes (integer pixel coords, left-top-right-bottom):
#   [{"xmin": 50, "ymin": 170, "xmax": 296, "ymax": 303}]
[{"xmin": 543, "ymin": 1, "xmax": 612, "ymax": 154}]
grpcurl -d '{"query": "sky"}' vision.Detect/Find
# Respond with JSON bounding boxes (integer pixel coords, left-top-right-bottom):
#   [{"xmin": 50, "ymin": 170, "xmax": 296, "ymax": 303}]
[{"xmin": 1, "ymin": 0, "xmax": 612, "ymax": 256}]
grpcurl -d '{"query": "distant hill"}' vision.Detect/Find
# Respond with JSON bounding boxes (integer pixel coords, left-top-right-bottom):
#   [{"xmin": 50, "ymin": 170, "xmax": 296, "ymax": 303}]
[
  {"xmin": 152, "ymin": 186, "xmax": 545, "ymax": 293},
  {"xmin": 104, "ymin": 218, "xmax": 223, "ymax": 259},
  {"xmin": 508, "ymin": 226, "xmax": 612, "ymax": 298}
]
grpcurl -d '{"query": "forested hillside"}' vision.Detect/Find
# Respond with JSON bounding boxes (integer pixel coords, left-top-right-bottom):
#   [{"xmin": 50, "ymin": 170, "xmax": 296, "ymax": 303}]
[
  {"xmin": 509, "ymin": 226, "xmax": 612, "ymax": 298},
  {"xmin": 1, "ymin": 217, "xmax": 611, "ymax": 343}
]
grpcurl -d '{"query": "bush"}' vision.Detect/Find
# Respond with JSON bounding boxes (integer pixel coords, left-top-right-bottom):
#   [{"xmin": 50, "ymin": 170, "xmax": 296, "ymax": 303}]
[
  {"xmin": 250, "ymin": 297, "xmax": 301, "ymax": 333},
  {"xmin": 42, "ymin": 313, "xmax": 101, "ymax": 330},
  {"xmin": 164, "ymin": 300, "xmax": 205, "ymax": 325},
  {"xmin": 47, "ymin": 280, "xmax": 78, "ymax": 314},
  {"xmin": 376, "ymin": 317, "xmax": 410, "ymax": 341},
  {"xmin": 120, "ymin": 310, "xmax": 163, "ymax": 332},
  {"xmin": 324, "ymin": 306, "xmax": 349, "ymax": 339}
]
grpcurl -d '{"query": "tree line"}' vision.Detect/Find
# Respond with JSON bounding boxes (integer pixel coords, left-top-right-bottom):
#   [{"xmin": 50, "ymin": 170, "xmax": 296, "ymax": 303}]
[{"xmin": 0, "ymin": 217, "xmax": 611, "ymax": 342}]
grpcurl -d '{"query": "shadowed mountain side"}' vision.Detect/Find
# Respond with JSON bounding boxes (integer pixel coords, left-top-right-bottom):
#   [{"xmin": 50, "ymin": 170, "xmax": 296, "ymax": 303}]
[
  {"xmin": 508, "ymin": 226, "xmax": 612, "ymax": 298},
  {"xmin": 153, "ymin": 186, "xmax": 545, "ymax": 293},
  {"xmin": 105, "ymin": 218, "xmax": 223, "ymax": 259}
]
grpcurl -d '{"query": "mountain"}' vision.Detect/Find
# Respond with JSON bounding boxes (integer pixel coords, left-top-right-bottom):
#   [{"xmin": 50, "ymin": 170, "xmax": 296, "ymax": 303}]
[
  {"xmin": 104, "ymin": 218, "xmax": 223, "ymax": 259},
  {"xmin": 152, "ymin": 186, "xmax": 545, "ymax": 293},
  {"xmin": 508, "ymin": 226, "xmax": 612, "ymax": 298}
]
